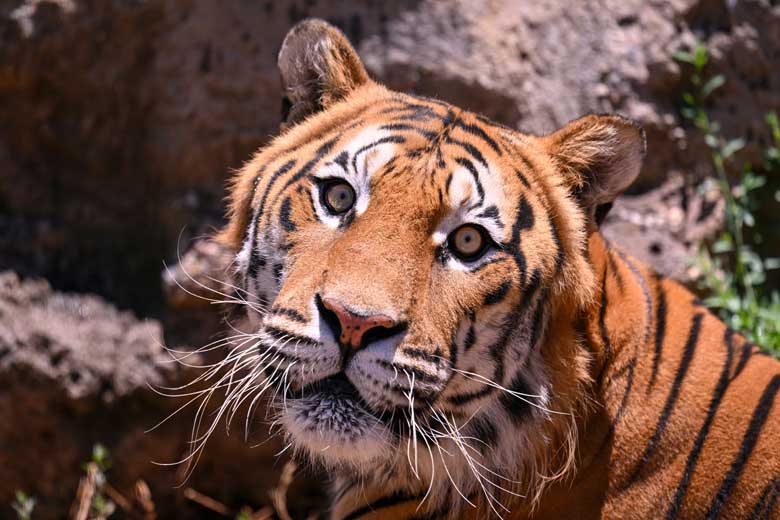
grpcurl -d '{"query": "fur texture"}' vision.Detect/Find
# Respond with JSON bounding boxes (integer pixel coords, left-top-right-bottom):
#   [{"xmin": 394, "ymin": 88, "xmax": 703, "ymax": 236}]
[{"xmin": 208, "ymin": 20, "xmax": 780, "ymax": 520}]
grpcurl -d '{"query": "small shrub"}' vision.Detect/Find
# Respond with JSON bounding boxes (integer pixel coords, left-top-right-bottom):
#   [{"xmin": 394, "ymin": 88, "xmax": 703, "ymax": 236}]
[
  {"xmin": 675, "ymin": 45, "xmax": 780, "ymax": 354},
  {"xmin": 11, "ymin": 491, "xmax": 35, "ymax": 520}
]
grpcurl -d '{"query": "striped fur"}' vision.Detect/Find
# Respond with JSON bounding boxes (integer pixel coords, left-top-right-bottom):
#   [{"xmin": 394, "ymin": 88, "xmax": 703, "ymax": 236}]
[{"xmin": 215, "ymin": 20, "xmax": 780, "ymax": 520}]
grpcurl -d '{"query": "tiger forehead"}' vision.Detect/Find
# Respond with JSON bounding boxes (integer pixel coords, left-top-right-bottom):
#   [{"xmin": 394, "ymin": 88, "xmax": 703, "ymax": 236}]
[{"xmin": 247, "ymin": 94, "xmax": 541, "ymax": 229}]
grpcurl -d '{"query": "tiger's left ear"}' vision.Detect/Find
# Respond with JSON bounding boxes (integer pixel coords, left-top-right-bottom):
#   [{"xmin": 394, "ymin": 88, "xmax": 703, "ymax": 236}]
[
  {"xmin": 541, "ymin": 114, "xmax": 646, "ymax": 231},
  {"xmin": 278, "ymin": 19, "xmax": 369, "ymax": 129}
]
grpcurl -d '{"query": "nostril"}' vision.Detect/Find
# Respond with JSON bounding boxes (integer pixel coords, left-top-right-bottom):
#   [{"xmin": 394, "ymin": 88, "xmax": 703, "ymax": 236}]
[
  {"xmin": 360, "ymin": 321, "xmax": 407, "ymax": 348},
  {"xmin": 318, "ymin": 295, "xmax": 406, "ymax": 351},
  {"xmin": 316, "ymin": 294, "xmax": 343, "ymax": 343}
]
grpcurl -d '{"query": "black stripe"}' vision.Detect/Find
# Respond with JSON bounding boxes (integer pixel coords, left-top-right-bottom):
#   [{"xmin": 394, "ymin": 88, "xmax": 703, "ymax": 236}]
[
  {"xmin": 506, "ymin": 195, "xmax": 534, "ymax": 289},
  {"xmin": 247, "ymin": 159, "xmax": 297, "ymax": 279},
  {"xmin": 749, "ymin": 478, "xmax": 780, "ymax": 519},
  {"xmin": 731, "ymin": 339, "xmax": 762, "ymax": 381},
  {"xmin": 630, "ymin": 313, "xmax": 704, "ymax": 483},
  {"xmin": 376, "ymin": 360, "xmax": 441, "ymax": 385},
  {"xmin": 257, "ymin": 159, "xmax": 297, "ymax": 220},
  {"xmin": 483, "ymin": 279, "xmax": 512, "ymax": 306},
  {"xmin": 447, "ymin": 269, "xmax": 543, "ymax": 407},
  {"xmin": 528, "ymin": 289, "xmax": 548, "ymax": 351},
  {"xmin": 606, "ymin": 250, "xmax": 625, "ymax": 293},
  {"xmin": 596, "ymin": 264, "xmax": 612, "ymax": 383},
  {"xmin": 513, "ymin": 151, "xmax": 536, "ymax": 186},
  {"xmin": 476, "ymin": 205, "xmax": 504, "ymax": 228},
  {"xmin": 263, "ymin": 326, "xmax": 319, "ymax": 348},
  {"xmin": 649, "ymin": 276, "xmax": 668, "ymax": 391},
  {"xmin": 270, "ymin": 307, "xmax": 307, "ymax": 323},
  {"xmin": 279, "ymin": 196, "xmax": 296, "ymax": 232},
  {"xmin": 499, "ymin": 369, "xmax": 534, "ymax": 425},
  {"xmin": 514, "ymin": 167, "xmax": 531, "ymax": 188},
  {"xmin": 463, "ymin": 322, "xmax": 477, "ymax": 351},
  {"xmin": 269, "ymin": 137, "xmax": 340, "ymax": 213},
  {"xmin": 401, "ymin": 347, "xmax": 442, "ymax": 366},
  {"xmin": 704, "ymin": 375, "xmax": 780, "ymax": 519},
  {"xmin": 454, "ymin": 119, "xmax": 502, "ymax": 155},
  {"xmin": 665, "ymin": 328, "xmax": 737, "ymax": 520},
  {"xmin": 616, "ymin": 250, "xmax": 653, "ymax": 344},
  {"xmin": 469, "ymin": 414, "xmax": 499, "ymax": 450},
  {"xmin": 612, "ymin": 359, "xmax": 637, "ymax": 425},
  {"xmin": 379, "ymin": 123, "xmax": 437, "ymax": 140},
  {"xmin": 548, "ymin": 214, "xmax": 564, "ymax": 275},
  {"xmin": 446, "ymin": 375, "xmax": 497, "ymax": 405},
  {"xmin": 454, "ymin": 157, "xmax": 485, "ymax": 206},
  {"xmin": 351, "ymin": 135, "xmax": 406, "ymax": 175},
  {"xmin": 272, "ymin": 263, "xmax": 283, "ymax": 284},
  {"xmin": 445, "ymin": 134, "xmax": 489, "ymax": 168},
  {"xmin": 333, "ymin": 150, "xmax": 349, "ymax": 171}
]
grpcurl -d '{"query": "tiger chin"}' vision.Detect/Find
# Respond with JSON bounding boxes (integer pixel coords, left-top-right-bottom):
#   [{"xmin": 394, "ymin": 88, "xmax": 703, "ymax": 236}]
[{"xmin": 210, "ymin": 19, "xmax": 780, "ymax": 520}]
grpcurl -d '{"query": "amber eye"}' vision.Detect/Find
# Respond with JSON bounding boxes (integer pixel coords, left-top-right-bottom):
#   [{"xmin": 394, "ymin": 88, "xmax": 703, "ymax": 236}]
[
  {"xmin": 449, "ymin": 224, "xmax": 489, "ymax": 261},
  {"xmin": 322, "ymin": 180, "xmax": 356, "ymax": 214}
]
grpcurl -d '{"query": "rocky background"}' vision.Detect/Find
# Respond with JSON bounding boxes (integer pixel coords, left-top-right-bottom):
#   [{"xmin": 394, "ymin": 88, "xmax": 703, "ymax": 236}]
[{"xmin": 0, "ymin": 0, "xmax": 778, "ymax": 518}]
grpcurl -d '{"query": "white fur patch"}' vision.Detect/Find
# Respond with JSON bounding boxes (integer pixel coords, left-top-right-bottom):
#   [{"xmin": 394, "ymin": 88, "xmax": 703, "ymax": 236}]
[{"xmin": 310, "ymin": 127, "xmax": 400, "ymax": 230}]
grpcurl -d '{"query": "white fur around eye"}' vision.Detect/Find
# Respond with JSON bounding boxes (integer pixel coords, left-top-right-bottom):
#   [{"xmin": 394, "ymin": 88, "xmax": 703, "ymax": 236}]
[{"xmin": 310, "ymin": 128, "xmax": 400, "ymax": 228}]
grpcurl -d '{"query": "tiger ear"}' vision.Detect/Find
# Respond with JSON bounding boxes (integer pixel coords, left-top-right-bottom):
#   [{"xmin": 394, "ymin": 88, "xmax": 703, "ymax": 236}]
[
  {"xmin": 542, "ymin": 114, "xmax": 646, "ymax": 231},
  {"xmin": 277, "ymin": 19, "xmax": 369, "ymax": 129}
]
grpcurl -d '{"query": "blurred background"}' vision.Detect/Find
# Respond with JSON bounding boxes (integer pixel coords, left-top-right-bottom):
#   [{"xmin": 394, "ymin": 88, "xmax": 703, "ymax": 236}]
[{"xmin": 1, "ymin": 0, "xmax": 778, "ymax": 518}]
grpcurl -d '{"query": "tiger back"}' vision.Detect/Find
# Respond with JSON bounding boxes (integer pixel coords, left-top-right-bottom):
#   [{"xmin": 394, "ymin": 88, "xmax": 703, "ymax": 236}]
[{"xmin": 216, "ymin": 19, "xmax": 780, "ymax": 519}]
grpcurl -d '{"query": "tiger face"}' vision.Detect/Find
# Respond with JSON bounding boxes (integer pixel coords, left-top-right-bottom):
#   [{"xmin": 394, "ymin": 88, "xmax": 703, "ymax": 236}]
[{"xmin": 219, "ymin": 19, "xmax": 644, "ymax": 504}]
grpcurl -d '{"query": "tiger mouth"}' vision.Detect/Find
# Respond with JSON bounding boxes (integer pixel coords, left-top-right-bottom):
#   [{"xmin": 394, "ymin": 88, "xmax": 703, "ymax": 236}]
[
  {"xmin": 301, "ymin": 372, "xmax": 363, "ymax": 402},
  {"xmin": 283, "ymin": 372, "xmax": 410, "ymax": 436}
]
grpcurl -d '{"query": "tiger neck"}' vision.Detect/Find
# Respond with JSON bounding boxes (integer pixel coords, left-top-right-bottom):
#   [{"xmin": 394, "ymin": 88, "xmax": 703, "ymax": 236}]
[
  {"xmin": 581, "ymin": 232, "xmax": 654, "ymax": 387},
  {"xmin": 510, "ymin": 232, "xmax": 659, "ymax": 518}
]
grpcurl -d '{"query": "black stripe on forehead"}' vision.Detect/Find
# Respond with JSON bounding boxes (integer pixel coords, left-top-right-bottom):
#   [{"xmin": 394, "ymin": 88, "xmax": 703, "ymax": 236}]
[
  {"xmin": 476, "ymin": 205, "xmax": 505, "ymax": 229},
  {"xmin": 454, "ymin": 157, "xmax": 485, "ymax": 207},
  {"xmin": 445, "ymin": 134, "xmax": 488, "ymax": 169},
  {"xmin": 351, "ymin": 134, "xmax": 407, "ymax": 175},
  {"xmin": 453, "ymin": 119, "xmax": 502, "ymax": 155}
]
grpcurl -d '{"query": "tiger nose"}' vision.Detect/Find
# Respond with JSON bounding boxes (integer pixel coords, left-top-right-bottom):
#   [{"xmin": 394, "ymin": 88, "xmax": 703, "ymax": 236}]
[{"xmin": 321, "ymin": 297, "xmax": 397, "ymax": 351}]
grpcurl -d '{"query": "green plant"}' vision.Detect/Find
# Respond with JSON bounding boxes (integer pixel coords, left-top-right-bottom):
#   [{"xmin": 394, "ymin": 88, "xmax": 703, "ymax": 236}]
[
  {"xmin": 85, "ymin": 443, "xmax": 116, "ymax": 518},
  {"xmin": 11, "ymin": 491, "xmax": 35, "ymax": 520},
  {"xmin": 675, "ymin": 45, "xmax": 780, "ymax": 354}
]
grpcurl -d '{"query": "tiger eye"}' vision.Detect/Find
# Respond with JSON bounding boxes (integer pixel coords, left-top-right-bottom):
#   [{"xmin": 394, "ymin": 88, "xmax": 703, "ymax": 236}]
[
  {"xmin": 450, "ymin": 225, "xmax": 486, "ymax": 260},
  {"xmin": 323, "ymin": 181, "xmax": 355, "ymax": 214}
]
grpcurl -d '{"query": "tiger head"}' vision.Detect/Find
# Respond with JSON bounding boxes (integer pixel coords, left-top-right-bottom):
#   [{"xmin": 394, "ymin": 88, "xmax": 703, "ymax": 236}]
[{"xmin": 219, "ymin": 19, "xmax": 645, "ymax": 506}]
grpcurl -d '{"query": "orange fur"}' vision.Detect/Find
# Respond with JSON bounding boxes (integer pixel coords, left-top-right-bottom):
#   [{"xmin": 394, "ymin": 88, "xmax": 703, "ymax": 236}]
[{"xmin": 216, "ymin": 20, "xmax": 780, "ymax": 520}]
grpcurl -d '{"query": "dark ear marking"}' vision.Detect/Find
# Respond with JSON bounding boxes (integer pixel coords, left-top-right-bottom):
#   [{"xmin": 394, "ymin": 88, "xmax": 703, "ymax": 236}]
[
  {"xmin": 594, "ymin": 202, "xmax": 613, "ymax": 227},
  {"xmin": 277, "ymin": 19, "xmax": 369, "ymax": 129}
]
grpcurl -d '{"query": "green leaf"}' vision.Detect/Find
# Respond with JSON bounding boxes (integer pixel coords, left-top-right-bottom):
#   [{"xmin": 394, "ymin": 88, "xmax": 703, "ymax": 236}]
[
  {"xmin": 694, "ymin": 45, "xmax": 709, "ymax": 69},
  {"xmin": 702, "ymin": 74, "xmax": 725, "ymax": 97},
  {"xmin": 721, "ymin": 138, "xmax": 745, "ymax": 159},
  {"xmin": 765, "ymin": 258, "xmax": 780, "ymax": 270},
  {"xmin": 766, "ymin": 111, "xmax": 780, "ymax": 144},
  {"xmin": 713, "ymin": 235, "xmax": 733, "ymax": 253},
  {"xmin": 743, "ymin": 211, "xmax": 755, "ymax": 227},
  {"xmin": 705, "ymin": 134, "xmax": 719, "ymax": 148},
  {"xmin": 674, "ymin": 50, "xmax": 695, "ymax": 64}
]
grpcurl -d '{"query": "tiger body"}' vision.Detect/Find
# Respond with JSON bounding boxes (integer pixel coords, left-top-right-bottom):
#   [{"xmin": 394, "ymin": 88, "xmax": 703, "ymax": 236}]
[{"xmin": 216, "ymin": 20, "xmax": 780, "ymax": 520}]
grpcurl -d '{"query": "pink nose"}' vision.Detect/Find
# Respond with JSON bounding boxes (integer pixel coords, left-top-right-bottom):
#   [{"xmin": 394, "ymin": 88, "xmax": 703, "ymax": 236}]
[{"xmin": 321, "ymin": 297, "xmax": 397, "ymax": 351}]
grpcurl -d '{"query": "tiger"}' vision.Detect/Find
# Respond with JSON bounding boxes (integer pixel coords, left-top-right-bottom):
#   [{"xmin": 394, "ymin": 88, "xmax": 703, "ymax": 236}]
[{"xmin": 212, "ymin": 19, "xmax": 780, "ymax": 520}]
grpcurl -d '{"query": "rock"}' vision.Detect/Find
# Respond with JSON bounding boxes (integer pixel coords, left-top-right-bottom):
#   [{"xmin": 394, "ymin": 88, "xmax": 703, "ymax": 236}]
[
  {"xmin": 0, "ymin": 271, "xmax": 322, "ymax": 518},
  {"xmin": 162, "ymin": 239, "xmax": 234, "ymax": 310},
  {"xmin": 602, "ymin": 175, "xmax": 725, "ymax": 281},
  {"xmin": 2, "ymin": 0, "xmax": 778, "ymax": 310}
]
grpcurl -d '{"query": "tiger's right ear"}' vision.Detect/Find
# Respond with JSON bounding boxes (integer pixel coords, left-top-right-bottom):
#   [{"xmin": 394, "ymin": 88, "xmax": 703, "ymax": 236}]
[{"xmin": 278, "ymin": 19, "xmax": 369, "ymax": 129}]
